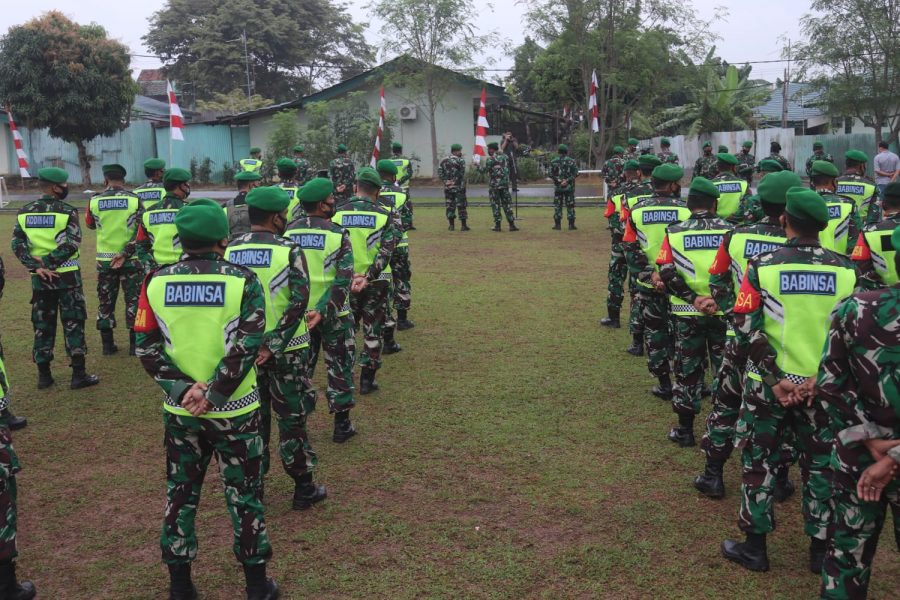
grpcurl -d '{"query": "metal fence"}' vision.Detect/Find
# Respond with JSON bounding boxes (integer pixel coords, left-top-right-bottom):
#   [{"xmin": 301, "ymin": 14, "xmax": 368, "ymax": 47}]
[{"xmin": 154, "ymin": 124, "xmax": 250, "ymax": 183}]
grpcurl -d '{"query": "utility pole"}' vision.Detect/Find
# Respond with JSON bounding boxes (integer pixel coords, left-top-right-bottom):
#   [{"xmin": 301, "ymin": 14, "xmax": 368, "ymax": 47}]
[
  {"xmin": 242, "ymin": 30, "xmax": 252, "ymax": 101},
  {"xmin": 781, "ymin": 39, "xmax": 791, "ymax": 129}
]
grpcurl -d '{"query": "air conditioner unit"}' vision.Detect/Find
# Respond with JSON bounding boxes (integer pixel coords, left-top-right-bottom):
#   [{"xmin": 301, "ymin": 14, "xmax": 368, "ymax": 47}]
[{"xmin": 400, "ymin": 105, "xmax": 417, "ymax": 120}]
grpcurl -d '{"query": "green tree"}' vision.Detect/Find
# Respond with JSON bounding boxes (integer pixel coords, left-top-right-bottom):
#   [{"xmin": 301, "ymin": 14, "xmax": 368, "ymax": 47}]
[
  {"xmin": 0, "ymin": 12, "xmax": 138, "ymax": 184},
  {"xmin": 267, "ymin": 109, "xmax": 300, "ymax": 161},
  {"xmin": 144, "ymin": 0, "xmax": 373, "ymax": 102},
  {"xmin": 301, "ymin": 92, "xmax": 394, "ymax": 171},
  {"xmin": 796, "ymin": 0, "xmax": 900, "ymax": 144},
  {"xmin": 374, "ymin": 0, "xmax": 491, "ymax": 176},
  {"xmin": 196, "ymin": 89, "xmax": 274, "ymax": 113}
]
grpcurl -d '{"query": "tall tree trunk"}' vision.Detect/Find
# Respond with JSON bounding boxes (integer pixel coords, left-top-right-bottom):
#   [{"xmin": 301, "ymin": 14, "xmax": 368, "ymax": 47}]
[
  {"xmin": 426, "ymin": 84, "xmax": 439, "ymax": 179},
  {"xmin": 75, "ymin": 140, "xmax": 91, "ymax": 185}
]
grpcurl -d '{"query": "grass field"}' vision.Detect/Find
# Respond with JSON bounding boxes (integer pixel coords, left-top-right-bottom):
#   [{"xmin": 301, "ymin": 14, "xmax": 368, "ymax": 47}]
[{"xmin": 0, "ymin": 205, "xmax": 897, "ymax": 599}]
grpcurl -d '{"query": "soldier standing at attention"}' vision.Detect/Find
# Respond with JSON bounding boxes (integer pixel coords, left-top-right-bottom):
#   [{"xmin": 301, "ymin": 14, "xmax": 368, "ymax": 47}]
[
  {"xmin": 852, "ymin": 182, "xmax": 900, "ymax": 290},
  {"xmin": 0, "ymin": 260, "xmax": 26, "ymax": 430},
  {"xmin": 805, "ymin": 141, "xmax": 834, "ymax": 178},
  {"xmin": 372, "ymin": 161, "xmax": 407, "ymax": 355},
  {"xmin": 226, "ymin": 186, "xmax": 327, "ymax": 511},
  {"xmin": 333, "ymin": 168, "xmax": 401, "ymax": 394},
  {"xmin": 809, "ymin": 160, "xmax": 860, "ymax": 255},
  {"xmin": 329, "ymin": 144, "xmax": 356, "ymax": 206},
  {"xmin": 482, "ymin": 142, "xmax": 519, "ymax": 232},
  {"xmin": 837, "ymin": 150, "xmax": 881, "ymax": 225},
  {"xmin": 711, "ymin": 153, "xmax": 751, "ymax": 223},
  {"xmin": 292, "ymin": 145, "xmax": 312, "ymax": 184},
  {"xmin": 622, "ymin": 163, "xmax": 691, "ymax": 399},
  {"xmin": 694, "ymin": 141, "xmax": 717, "ymax": 180},
  {"xmin": 136, "ymin": 168, "xmax": 192, "ymax": 270},
  {"xmin": 274, "ymin": 158, "xmax": 302, "ymax": 222},
  {"xmin": 601, "ymin": 160, "xmax": 640, "ymax": 329},
  {"xmin": 134, "ymin": 158, "xmax": 166, "ymax": 210},
  {"xmin": 226, "ymin": 171, "xmax": 262, "ymax": 240},
  {"xmin": 85, "ymin": 164, "xmax": 143, "ymax": 356},
  {"xmin": 721, "ymin": 188, "xmax": 856, "ymax": 574},
  {"xmin": 602, "ymin": 145, "xmax": 626, "ymax": 193},
  {"xmin": 737, "ymin": 141, "xmax": 756, "ymax": 185},
  {"xmin": 439, "ymin": 144, "xmax": 469, "ymax": 231},
  {"xmin": 391, "ymin": 142, "xmax": 415, "ymax": 229},
  {"xmin": 657, "ymin": 138, "xmax": 679, "ymax": 164},
  {"xmin": 741, "ymin": 159, "xmax": 785, "ymax": 224},
  {"xmin": 135, "ymin": 201, "xmax": 277, "ymax": 600},
  {"xmin": 623, "ymin": 137, "xmax": 641, "ymax": 162},
  {"xmin": 657, "ymin": 177, "xmax": 732, "ymax": 447},
  {"xmin": 550, "ymin": 144, "xmax": 579, "ymax": 230},
  {"xmin": 767, "ymin": 140, "xmax": 792, "ymax": 171},
  {"xmin": 376, "ymin": 160, "xmax": 415, "ymax": 333},
  {"xmin": 285, "ymin": 178, "xmax": 358, "ymax": 442},
  {"xmin": 11, "ymin": 167, "xmax": 100, "ymax": 390},
  {"xmin": 239, "ymin": 147, "xmax": 264, "ymax": 174}
]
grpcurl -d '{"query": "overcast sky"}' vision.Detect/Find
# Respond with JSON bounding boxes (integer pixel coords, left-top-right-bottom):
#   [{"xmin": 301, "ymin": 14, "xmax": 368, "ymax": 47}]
[{"xmin": 2, "ymin": 0, "xmax": 812, "ymax": 85}]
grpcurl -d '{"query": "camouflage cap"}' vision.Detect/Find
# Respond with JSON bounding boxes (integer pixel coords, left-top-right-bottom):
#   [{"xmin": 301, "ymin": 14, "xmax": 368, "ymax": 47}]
[
  {"xmin": 651, "ymin": 163, "xmax": 684, "ymax": 182},
  {"xmin": 356, "ymin": 166, "xmax": 382, "ymax": 187},
  {"xmin": 175, "ymin": 202, "xmax": 229, "ymax": 242},
  {"xmin": 235, "ymin": 171, "xmax": 262, "ymax": 182},
  {"xmin": 638, "ymin": 154, "xmax": 661, "ymax": 167},
  {"xmin": 163, "ymin": 168, "xmax": 191, "ymax": 184},
  {"xmin": 627, "ymin": 137, "xmax": 639, "ymax": 146},
  {"xmin": 785, "ymin": 187, "xmax": 829, "ymax": 225},
  {"xmin": 612, "ymin": 145, "xmax": 624, "ymax": 154},
  {"xmin": 450, "ymin": 143, "xmax": 463, "ymax": 151},
  {"xmin": 689, "ymin": 176, "xmax": 720, "ymax": 199},
  {"xmin": 37, "ymin": 167, "xmax": 68, "ymax": 184},
  {"xmin": 623, "ymin": 160, "xmax": 640, "ymax": 171},
  {"xmin": 246, "ymin": 186, "xmax": 290, "ymax": 212},
  {"xmin": 716, "ymin": 153, "xmax": 738, "ymax": 166},
  {"xmin": 660, "ymin": 137, "xmax": 671, "ymax": 146},
  {"xmin": 757, "ymin": 171, "xmax": 802, "ymax": 205},
  {"xmin": 299, "ymin": 178, "xmax": 334, "ymax": 204},
  {"xmin": 102, "ymin": 163, "xmax": 127, "ymax": 177},
  {"xmin": 376, "ymin": 159, "xmax": 398, "ymax": 176},
  {"xmin": 810, "ymin": 160, "xmax": 839, "ymax": 177},
  {"xmin": 276, "ymin": 157, "xmax": 298, "ymax": 173},
  {"xmin": 249, "ymin": 147, "xmax": 262, "ymax": 154},
  {"xmin": 742, "ymin": 141, "xmax": 753, "ymax": 148},
  {"xmin": 757, "ymin": 159, "xmax": 783, "ymax": 173},
  {"xmin": 845, "ymin": 149, "xmax": 869, "ymax": 163},
  {"xmin": 143, "ymin": 158, "xmax": 166, "ymax": 170}
]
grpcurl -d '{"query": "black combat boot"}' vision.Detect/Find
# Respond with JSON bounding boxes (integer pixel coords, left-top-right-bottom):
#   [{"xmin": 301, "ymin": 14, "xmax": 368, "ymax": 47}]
[
  {"xmin": 625, "ymin": 334, "xmax": 644, "ymax": 356},
  {"xmin": 508, "ymin": 221, "xmax": 519, "ymax": 231},
  {"xmin": 0, "ymin": 410, "xmax": 27, "ymax": 431},
  {"xmin": 651, "ymin": 375, "xmax": 673, "ymax": 400},
  {"xmin": 773, "ymin": 467, "xmax": 796, "ymax": 503},
  {"xmin": 694, "ymin": 458, "xmax": 725, "ymax": 498},
  {"xmin": 396, "ymin": 309, "xmax": 415, "ymax": 331},
  {"xmin": 167, "ymin": 563, "xmax": 198, "ymax": 600},
  {"xmin": 129, "ymin": 329, "xmax": 137, "ymax": 356},
  {"xmin": 100, "ymin": 329, "xmax": 118, "ymax": 355},
  {"xmin": 568, "ymin": 219, "xmax": 577, "ymax": 230},
  {"xmin": 552, "ymin": 219, "xmax": 561, "ymax": 230},
  {"xmin": 382, "ymin": 327, "xmax": 402, "ymax": 355},
  {"xmin": 243, "ymin": 564, "xmax": 279, "ymax": 600},
  {"xmin": 448, "ymin": 218, "xmax": 455, "ymax": 231},
  {"xmin": 36, "ymin": 363, "xmax": 54, "ymax": 390},
  {"xmin": 668, "ymin": 413, "xmax": 696, "ymax": 447},
  {"xmin": 491, "ymin": 223, "xmax": 501, "ymax": 232},
  {"xmin": 0, "ymin": 562, "xmax": 36, "ymax": 600},
  {"xmin": 70, "ymin": 355, "xmax": 100, "ymax": 390},
  {"xmin": 292, "ymin": 474, "xmax": 327, "ymax": 510},
  {"xmin": 460, "ymin": 219, "xmax": 470, "ymax": 231},
  {"xmin": 359, "ymin": 368, "xmax": 379, "ymax": 395},
  {"xmin": 599, "ymin": 309, "xmax": 620, "ymax": 328},
  {"xmin": 809, "ymin": 537, "xmax": 827, "ymax": 574},
  {"xmin": 332, "ymin": 411, "xmax": 357, "ymax": 443},
  {"xmin": 721, "ymin": 533, "xmax": 770, "ymax": 572}
]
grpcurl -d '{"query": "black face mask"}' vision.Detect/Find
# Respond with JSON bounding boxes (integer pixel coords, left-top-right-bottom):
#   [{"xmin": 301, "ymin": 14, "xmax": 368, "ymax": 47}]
[
  {"xmin": 274, "ymin": 214, "xmax": 287, "ymax": 236},
  {"xmin": 56, "ymin": 185, "xmax": 69, "ymax": 200},
  {"xmin": 182, "ymin": 184, "xmax": 191, "ymax": 199},
  {"xmin": 322, "ymin": 202, "xmax": 336, "ymax": 218}
]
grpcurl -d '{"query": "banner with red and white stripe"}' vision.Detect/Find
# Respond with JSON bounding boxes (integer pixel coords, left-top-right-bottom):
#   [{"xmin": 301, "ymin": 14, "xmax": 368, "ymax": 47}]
[
  {"xmin": 168, "ymin": 80, "xmax": 184, "ymax": 141},
  {"xmin": 6, "ymin": 108, "xmax": 30, "ymax": 178},
  {"xmin": 473, "ymin": 87, "xmax": 489, "ymax": 164},
  {"xmin": 370, "ymin": 87, "xmax": 385, "ymax": 168},
  {"xmin": 589, "ymin": 70, "xmax": 600, "ymax": 133}
]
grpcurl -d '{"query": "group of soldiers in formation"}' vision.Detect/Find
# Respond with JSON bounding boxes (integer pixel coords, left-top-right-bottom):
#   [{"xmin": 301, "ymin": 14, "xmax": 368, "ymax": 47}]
[
  {"xmin": 2, "ymin": 140, "xmax": 418, "ymax": 599},
  {"xmin": 600, "ymin": 138, "xmax": 899, "ymax": 599}
]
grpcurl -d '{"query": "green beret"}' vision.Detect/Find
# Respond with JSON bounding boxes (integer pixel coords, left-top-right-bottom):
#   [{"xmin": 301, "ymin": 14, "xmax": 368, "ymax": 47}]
[
  {"xmin": 737, "ymin": 164, "xmax": 754, "ymax": 176},
  {"xmin": 37, "ymin": 167, "xmax": 68, "ymax": 184},
  {"xmin": 249, "ymin": 147, "xmax": 262, "ymax": 154},
  {"xmin": 623, "ymin": 160, "xmax": 640, "ymax": 171},
  {"xmin": 102, "ymin": 163, "xmax": 127, "ymax": 177},
  {"xmin": 758, "ymin": 159, "xmax": 783, "ymax": 173},
  {"xmin": 716, "ymin": 153, "xmax": 738, "ymax": 166},
  {"xmin": 651, "ymin": 163, "xmax": 684, "ymax": 182},
  {"xmin": 336, "ymin": 143, "xmax": 348, "ymax": 153},
  {"xmin": 718, "ymin": 145, "xmax": 729, "ymax": 154},
  {"xmin": 757, "ymin": 171, "xmax": 802, "ymax": 205},
  {"xmin": 845, "ymin": 149, "xmax": 868, "ymax": 163},
  {"xmin": 558, "ymin": 144, "xmax": 568, "ymax": 153},
  {"xmin": 639, "ymin": 154, "xmax": 661, "ymax": 167},
  {"xmin": 187, "ymin": 199, "xmax": 222, "ymax": 210},
  {"xmin": 612, "ymin": 145, "xmax": 624, "ymax": 154},
  {"xmin": 892, "ymin": 224, "xmax": 900, "ymax": 253},
  {"xmin": 163, "ymin": 168, "xmax": 191, "ymax": 184},
  {"xmin": 689, "ymin": 176, "xmax": 720, "ymax": 199},
  {"xmin": 391, "ymin": 141, "xmax": 402, "ymax": 150},
  {"xmin": 298, "ymin": 178, "xmax": 334, "ymax": 204},
  {"xmin": 450, "ymin": 143, "xmax": 463, "ymax": 151},
  {"xmin": 143, "ymin": 158, "xmax": 166, "ymax": 170},
  {"xmin": 883, "ymin": 182, "xmax": 900, "ymax": 199},
  {"xmin": 235, "ymin": 171, "xmax": 262, "ymax": 182},
  {"xmin": 813, "ymin": 141, "xmax": 824, "ymax": 149},
  {"xmin": 742, "ymin": 141, "xmax": 753, "ymax": 148},
  {"xmin": 702, "ymin": 141, "xmax": 712, "ymax": 149},
  {"xmin": 376, "ymin": 159, "xmax": 398, "ymax": 176},
  {"xmin": 785, "ymin": 187, "xmax": 829, "ymax": 226},
  {"xmin": 175, "ymin": 202, "xmax": 229, "ymax": 243},
  {"xmin": 293, "ymin": 145, "xmax": 305, "ymax": 153},
  {"xmin": 627, "ymin": 138, "xmax": 639, "ymax": 146},
  {"xmin": 356, "ymin": 166, "xmax": 382, "ymax": 188},
  {"xmin": 660, "ymin": 137, "xmax": 671, "ymax": 146},
  {"xmin": 246, "ymin": 186, "xmax": 290, "ymax": 212},
  {"xmin": 276, "ymin": 158, "xmax": 298, "ymax": 173},
  {"xmin": 487, "ymin": 141, "xmax": 499, "ymax": 150},
  {"xmin": 810, "ymin": 160, "xmax": 839, "ymax": 177}
]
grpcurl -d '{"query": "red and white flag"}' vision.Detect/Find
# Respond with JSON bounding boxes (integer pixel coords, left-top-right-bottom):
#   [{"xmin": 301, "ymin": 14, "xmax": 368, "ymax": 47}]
[
  {"xmin": 370, "ymin": 86, "xmax": 385, "ymax": 168},
  {"xmin": 168, "ymin": 80, "xmax": 184, "ymax": 141},
  {"xmin": 562, "ymin": 103, "xmax": 569, "ymax": 119},
  {"xmin": 588, "ymin": 70, "xmax": 599, "ymax": 133},
  {"xmin": 6, "ymin": 108, "xmax": 30, "ymax": 178},
  {"xmin": 473, "ymin": 87, "xmax": 489, "ymax": 164}
]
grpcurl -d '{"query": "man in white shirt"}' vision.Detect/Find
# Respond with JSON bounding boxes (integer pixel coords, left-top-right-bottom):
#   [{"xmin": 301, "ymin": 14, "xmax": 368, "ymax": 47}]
[{"xmin": 873, "ymin": 140, "xmax": 900, "ymax": 197}]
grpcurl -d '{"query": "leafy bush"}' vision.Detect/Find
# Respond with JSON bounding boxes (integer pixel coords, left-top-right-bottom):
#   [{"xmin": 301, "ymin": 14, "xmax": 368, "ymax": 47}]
[{"xmin": 516, "ymin": 157, "xmax": 541, "ymax": 181}]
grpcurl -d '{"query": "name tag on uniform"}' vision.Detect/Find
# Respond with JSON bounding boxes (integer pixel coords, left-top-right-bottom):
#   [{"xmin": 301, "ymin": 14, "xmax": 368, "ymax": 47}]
[
  {"xmin": 743, "ymin": 240, "xmax": 782, "ymax": 258},
  {"xmin": 836, "ymin": 184, "xmax": 865, "ymax": 195},
  {"xmin": 25, "ymin": 215, "xmax": 55, "ymax": 228},
  {"xmin": 137, "ymin": 190, "xmax": 162, "ymax": 202},
  {"xmin": 683, "ymin": 233, "xmax": 723, "ymax": 250},
  {"xmin": 716, "ymin": 182, "xmax": 743, "ymax": 193},
  {"xmin": 228, "ymin": 248, "xmax": 272, "ymax": 267},
  {"xmin": 291, "ymin": 233, "xmax": 326, "ymax": 249},
  {"xmin": 149, "ymin": 211, "xmax": 178, "ymax": 225},
  {"xmin": 98, "ymin": 198, "xmax": 129, "ymax": 210},
  {"xmin": 164, "ymin": 282, "xmax": 226, "ymax": 306},
  {"xmin": 779, "ymin": 271, "xmax": 837, "ymax": 295},
  {"xmin": 341, "ymin": 214, "xmax": 376, "ymax": 228},
  {"xmin": 642, "ymin": 210, "xmax": 679, "ymax": 224},
  {"xmin": 827, "ymin": 205, "xmax": 842, "ymax": 219}
]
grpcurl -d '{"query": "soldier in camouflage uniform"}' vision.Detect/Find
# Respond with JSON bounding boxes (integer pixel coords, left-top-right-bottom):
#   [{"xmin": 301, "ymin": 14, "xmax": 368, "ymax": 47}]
[
  {"xmin": 737, "ymin": 141, "xmax": 756, "ymax": 185},
  {"xmin": 286, "ymin": 178, "xmax": 358, "ymax": 442},
  {"xmin": 550, "ymin": 144, "xmax": 579, "ymax": 230},
  {"xmin": 601, "ymin": 160, "xmax": 640, "ymax": 329},
  {"xmin": 721, "ymin": 188, "xmax": 857, "ymax": 574},
  {"xmin": 11, "ymin": 167, "xmax": 100, "ymax": 391},
  {"xmin": 810, "ymin": 160, "xmax": 861, "ymax": 255},
  {"xmin": 711, "ymin": 153, "xmax": 752, "ymax": 224},
  {"xmin": 292, "ymin": 145, "xmax": 312, "ymax": 185},
  {"xmin": 439, "ymin": 144, "xmax": 469, "ymax": 231},
  {"xmin": 274, "ymin": 158, "xmax": 304, "ymax": 223},
  {"xmin": 482, "ymin": 142, "xmax": 519, "ymax": 232},
  {"xmin": 135, "ymin": 201, "xmax": 278, "ymax": 600},
  {"xmin": 805, "ymin": 141, "xmax": 835, "ymax": 178},
  {"xmin": 391, "ymin": 142, "xmax": 416, "ymax": 229},
  {"xmin": 657, "ymin": 177, "xmax": 732, "ymax": 447},
  {"xmin": 740, "ymin": 159, "xmax": 785, "ymax": 224},
  {"xmin": 656, "ymin": 138, "xmax": 680, "ymax": 164},
  {"xmin": 602, "ymin": 145, "xmax": 626, "ymax": 192},
  {"xmin": 0, "ymin": 260, "xmax": 26, "ymax": 430},
  {"xmin": 623, "ymin": 138, "xmax": 641, "ymax": 162},
  {"xmin": 225, "ymin": 171, "xmax": 262, "ymax": 240},
  {"xmin": 767, "ymin": 140, "xmax": 792, "ymax": 172},
  {"xmin": 814, "ymin": 242, "xmax": 900, "ymax": 599},
  {"xmin": 838, "ymin": 150, "xmax": 882, "ymax": 226},
  {"xmin": 135, "ymin": 168, "xmax": 191, "ymax": 270},
  {"xmin": 329, "ymin": 144, "xmax": 356, "ymax": 206},
  {"xmin": 851, "ymin": 182, "xmax": 900, "ymax": 290},
  {"xmin": 694, "ymin": 142, "xmax": 718, "ymax": 180},
  {"xmin": 376, "ymin": 160, "xmax": 415, "ymax": 334},
  {"xmin": 133, "ymin": 158, "xmax": 166, "ymax": 211},
  {"xmin": 85, "ymin": 164, "xmax": 143, "ymax": 356}
]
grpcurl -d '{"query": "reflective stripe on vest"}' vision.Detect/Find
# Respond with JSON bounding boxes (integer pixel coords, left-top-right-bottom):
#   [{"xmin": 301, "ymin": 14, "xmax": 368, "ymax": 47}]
[
  {"xmin": 727, "ymin": 232, "xmax": 787, "ymax": 287},
  {"xmin": 668, "ymin": 227, "xmax": 730, "ymax": 315},
  {"xmin": 134, "ymin": 185, "xmax": 165, "ymax": 210},
  {"xmin": 142, "ymin": 208, "xmax": 181, "ymax": 265},
  {"xmin": 239, "ymin": 159, "xmax": 262, "ymax": 173},
  {"xmin": 17, "ymin": 211, "xmax": 80, "ymax": 273},
  {"xmin": 284, "ymin": 226, "xmax": 350, "ymax": 316},
  {"xmin": 836, "ymin": 179, "xmax": 876, "ymax": 220},
  {"xmin": 819, "ymin": 199, "xmax": 854, "ymax": 254},
  {"xmin": 631, "ymin": 204, "xmax": 691, "ymax": 288},
  {"xmin": 755, "ymin": 262, "xmax": 856, "ymax": 377},
  {"xmin": 714, "ymin": 179, "xmax": 748, "ymax": 220},
  {"xmin": 90, "ymin": 194, "xmax": 140, "ymax": 260},
  {"xmin": 146, "ymin": 272, "xmax": 259, "ymax": 418},
  {"xmin": 225, "ymin": 242, "xmax": 308, "ymax": 351},
  {"xmin": 0, "ymin": 355, "xmax": 9, "ymax": 411},
  {"xmin": 332, "ymin": 209, "xmax": 392, "ymax": 275},
  {"xmin": 863, "ymin": 226, "xmax": 900, "ymax": 285}
]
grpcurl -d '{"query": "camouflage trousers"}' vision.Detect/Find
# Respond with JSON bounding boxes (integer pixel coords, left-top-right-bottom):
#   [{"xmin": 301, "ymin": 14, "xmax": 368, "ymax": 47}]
[
  {"xmin": 489, "ymin": 188, "xmax": 515, "ymax": 225},
  {"xmin": 606, "ymin": 235, "xmax": 627, "ymax": 313},
  {"xmin": 671, "ymin": 314, "xmax": 726, "ymax": 416},
  {"xmin": 553, "ymin": 190, "xmax": 576, "ymax": 222},
  {"xmin": 257, "ymin": 350, "xmax": 317, "ymax": 480},
  {"xmin": 351, "ymin": 281, "xmax": 389, "ymax": 371},
  {"xmin": 444, "ymin": 189, "xmax": 468, "ymax": 220},
  {"xmin": 0, "ymin": 425, "xmax": 20, "ymax": 564},
  {"xmin": 636, "ymin": 290, "xmax": 671, "ymax": 378},
  {"xmin": 628, "ymin": 273, "xmax": 644, "ymax": 336},
  {"xmin": 161, "ymin": 410, "xmax": 271, "ymax": 566},
  {"xmin": 735, "ymin": 375, "xmax": 833, "ymax": 539},
  {"xmin": 391, "ymin": 246, "xmax": 411, "ymax": 312},
  {"xmin": 30, "ymin": 286, "xmax": 88, "ymax": 365},
  {"xmin": 701, "ymin": 334, "xmax": 745, "ymax": 461},
  {"xmin": 308, "ymin": 311, "xmax": 356, "ymax": 412},
  {"xmin": 95, "ymin": 263, "xmax": 143, "ymax": 330}
]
